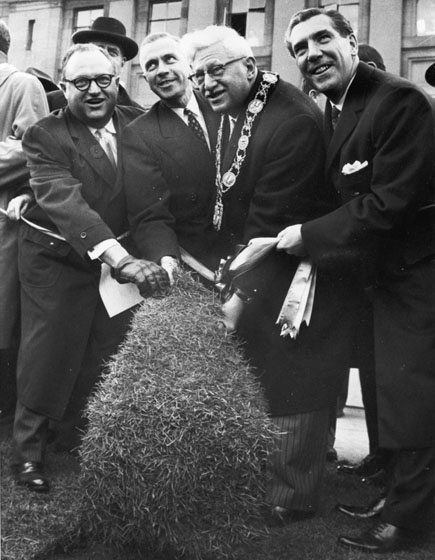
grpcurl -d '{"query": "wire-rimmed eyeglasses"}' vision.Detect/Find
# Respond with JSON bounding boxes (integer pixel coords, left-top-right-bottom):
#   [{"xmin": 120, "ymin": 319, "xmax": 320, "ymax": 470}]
[
  {"xmin": 188, "ymin": 57, "xmax": 246, "ymax": 88},
  {"xmin": 62, "ymin": 74, "xmax": 116, "ymax": 92}
]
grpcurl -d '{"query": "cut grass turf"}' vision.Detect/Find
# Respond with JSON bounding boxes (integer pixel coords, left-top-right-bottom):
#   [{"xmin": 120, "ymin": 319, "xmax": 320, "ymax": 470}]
[{"xmin": 2, "ymin": 419, "xmax": 435, "ymax": 560}]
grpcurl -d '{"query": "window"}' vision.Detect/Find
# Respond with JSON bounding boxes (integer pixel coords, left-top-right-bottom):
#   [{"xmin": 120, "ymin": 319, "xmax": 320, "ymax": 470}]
[
  {"xmin": 26, "ymin": 19, "xmax": 35, "ymax": 51},
  {"xmin": 322, "ymin": 1, "xmax": 359, "ymax": 36},
  {"xmin": 228, "ymin": 0, "xmax": 266, "ymax": 47},
  {"xmin": 73, "ymin": 7, "xmax": 104, "ymax": 34},
  {"xmin": 416, "ymin": 0, "xmax": 435, "ymax": 36},
  {"xmin": 148, "ymin": 1, "xmax": 182, "ymax": 35}
]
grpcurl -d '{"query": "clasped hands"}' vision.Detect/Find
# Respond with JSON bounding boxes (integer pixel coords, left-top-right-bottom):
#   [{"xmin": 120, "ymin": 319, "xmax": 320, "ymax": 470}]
[{"xmin": 112, "ymin": 254, "xmax": 175, "ymax": 298}]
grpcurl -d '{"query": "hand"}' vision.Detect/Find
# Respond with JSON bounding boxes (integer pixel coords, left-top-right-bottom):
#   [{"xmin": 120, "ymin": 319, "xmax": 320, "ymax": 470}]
[
  {"xmin": 112, "ymin": 255, "xmax": 170, "ymax": 297},
  {"xmin": 6, "ymin": 193, "xmax": 32, "ymax": 221},
  {"xmin": 160, "ymin": 256, "xmax": 179, "ymax": 286},
  {"xmin": 276, "ymin": 224, "xmax": 305, "ymax": 256},
  {"xmin": 221, "ymin": 293, "xmax": 245, "ymax": 333}
]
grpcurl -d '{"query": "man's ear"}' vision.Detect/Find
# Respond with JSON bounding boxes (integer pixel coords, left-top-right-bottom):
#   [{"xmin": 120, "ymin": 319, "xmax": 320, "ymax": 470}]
[
  {"xmin": 245, "ymin": 56, "xmax": 257, "ymax": 79},
  {"xmin": 349, "ymin": 33, "xmax": 358, "ymax": 56}
]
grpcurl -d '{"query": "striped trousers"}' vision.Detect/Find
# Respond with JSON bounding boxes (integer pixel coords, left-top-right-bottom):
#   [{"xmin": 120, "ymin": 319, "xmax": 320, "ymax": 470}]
[{"xmin": 267, "ymin": 408, "xmax": 330, "ymax": 512}]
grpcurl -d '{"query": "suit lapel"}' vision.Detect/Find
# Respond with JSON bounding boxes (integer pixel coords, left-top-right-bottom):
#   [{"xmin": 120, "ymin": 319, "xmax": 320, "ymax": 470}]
[
  {"xmin": 325, "ymin": 64, "xmax": 372, "ymax": 174},
  {"xmin": 66, "ymin": 108, "xmax": 117, "ymax": 188}
]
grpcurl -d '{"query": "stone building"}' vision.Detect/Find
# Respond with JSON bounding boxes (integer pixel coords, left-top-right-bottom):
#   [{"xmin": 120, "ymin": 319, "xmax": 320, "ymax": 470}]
[{"xmin": 1, "ymin": 0, "xmax": 434, "ymax": 107}]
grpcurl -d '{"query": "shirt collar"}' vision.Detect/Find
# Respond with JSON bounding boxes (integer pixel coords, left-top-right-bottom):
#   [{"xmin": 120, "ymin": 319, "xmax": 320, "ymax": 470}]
[
  {"xmin": 331, "ymin": 70, "xmax": 357, "ymax": 112},
  {"xmin": 88, "ymin": 118, "xmax": 116, "ymax": 135},
  {"xmin": 171, "ymin": 92, "xmax": 200, "ymax": 118}
]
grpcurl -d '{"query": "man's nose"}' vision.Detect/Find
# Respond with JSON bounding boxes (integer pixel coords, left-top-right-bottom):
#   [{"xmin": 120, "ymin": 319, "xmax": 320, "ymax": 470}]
[
  {"xmin": 88, "ymin": 79, "xmax": 101, "ymax": 94},
  {"xmin": 203, "ymin": 72, "xmax": 217, "ymax": 90},
  {"xmin": 307, "ymin": 41, "xmax": 322, "ymax": 60},
  {"xmin": 156, "ymin": 60, "xmax": 169, "ymax": 75}
]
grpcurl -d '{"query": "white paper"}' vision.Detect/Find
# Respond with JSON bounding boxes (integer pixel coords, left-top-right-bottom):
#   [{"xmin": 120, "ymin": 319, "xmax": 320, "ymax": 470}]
[{"xmin": 99, "ymin": 263, "xmax": 144, "ymax": 317}]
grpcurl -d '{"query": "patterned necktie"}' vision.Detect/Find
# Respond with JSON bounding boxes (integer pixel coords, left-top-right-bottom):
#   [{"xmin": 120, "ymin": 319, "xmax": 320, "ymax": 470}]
[
  {"xmin": 95, "ymin": 128, "xmax": 117, "ymax": 168},
  {"xmin": 331, "ymin": 106, "xmax": 341, "ymax": 131},
  {"xmin": 184, "ymin": 108, "xmax": 208, "ymax": 149}
]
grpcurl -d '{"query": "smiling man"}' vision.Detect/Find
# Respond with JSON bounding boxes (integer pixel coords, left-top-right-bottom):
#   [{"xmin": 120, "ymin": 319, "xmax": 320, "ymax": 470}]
[
  {"xmin": 181, "ymin": 25, "xmax": 356, "ymax": 524},
  {"xmin": 279, "ymin": 8, "xmax": 435, "ymax": 553},
  {"xmin": 122, "ymin": 32, "xmax": 220, "ymax": 270},
  {"xmin": 11, "ymin": 43, "xmax": 170, "ymax": 492},
  {"xmin": 48, "ymin": 16, "xmax": 141, "ymax": 110}
]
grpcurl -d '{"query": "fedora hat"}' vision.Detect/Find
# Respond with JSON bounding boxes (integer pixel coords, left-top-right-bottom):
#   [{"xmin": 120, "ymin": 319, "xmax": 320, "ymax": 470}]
[
  {"xmin": 72, "ymin": 17, "xmax": 138, "ymax": 61},
  {"xmin": 425, "ymin": 62, "xmax": 435, "ymax": 86}
]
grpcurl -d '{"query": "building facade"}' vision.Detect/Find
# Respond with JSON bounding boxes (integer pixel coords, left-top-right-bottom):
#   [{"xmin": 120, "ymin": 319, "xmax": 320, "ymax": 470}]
[{"xmin": 1, "ymin": 0, "xmax": 434, "ymax": 107}]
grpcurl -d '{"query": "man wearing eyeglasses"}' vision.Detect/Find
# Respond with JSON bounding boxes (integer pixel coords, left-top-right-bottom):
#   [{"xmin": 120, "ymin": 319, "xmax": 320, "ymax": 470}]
[
  {"xmin": 182, "ymin": 25, "xmax": 356, "ymax": 523},
  {"xmin": 122, "ymin": 32, "xmax": 220, "ymax": 271},
  {"xmin": 48, "ymin": 16, "xmax": 142, "ymax": 111},
  {"xmin": 11, "ymin": 43, "xmax": 171, "ymax": 492}
]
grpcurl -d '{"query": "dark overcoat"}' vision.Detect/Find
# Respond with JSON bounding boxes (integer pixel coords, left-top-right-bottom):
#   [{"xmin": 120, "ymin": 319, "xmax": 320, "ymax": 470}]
[
  {"xmin": 216, "ymin": 72, "xmax": 357, "ymax": 416},
  {"xmin": 17, "ymin": 105, "xmax": 151, "ymax": 420},
  {"xmin": 122, "ymin": 93, "xmax": 220, "ymax": 270},
  {"xmin": 302, "ymin": 62, "xmax": 435, "ymax": 447}
]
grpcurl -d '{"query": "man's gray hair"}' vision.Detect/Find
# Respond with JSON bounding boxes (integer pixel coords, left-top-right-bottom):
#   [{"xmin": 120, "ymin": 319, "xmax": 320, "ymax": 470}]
[
  {"xmin": 181, "ymin": 25, "xmax": 254, "ymax": 63},
  {"xmin": 0, "ymin": 20, "xmax": 11, "ymax": 55},
  {"xmin": 139, "ymin": 32, "xmax": 186, "ymax": 72},
  {"xmin": 61, "ymin": 43, "xmax": 116, "ymax": 79}
]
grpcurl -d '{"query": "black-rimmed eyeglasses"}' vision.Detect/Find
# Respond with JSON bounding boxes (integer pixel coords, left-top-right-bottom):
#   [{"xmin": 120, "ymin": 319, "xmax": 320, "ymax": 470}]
[
  {"xmin": 62, "ymin": 74, "xmax": 116, "ymax": 92},
  {"xmin": 188, "ymin": 57, "xmax": 246, "ymax": 88}
]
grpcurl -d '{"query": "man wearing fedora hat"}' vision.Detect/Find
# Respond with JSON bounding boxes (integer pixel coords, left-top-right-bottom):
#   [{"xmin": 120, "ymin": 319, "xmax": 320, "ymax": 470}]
[{"xmin": 48, "ymin": 16, "xmax": 142, "ymax": 110}]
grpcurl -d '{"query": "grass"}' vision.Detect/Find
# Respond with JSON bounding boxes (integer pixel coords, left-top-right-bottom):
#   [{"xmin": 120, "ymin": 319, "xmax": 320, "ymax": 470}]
[
  {"xmin": 1, "ymin": 418, "xmax": 435, "ymax": 560},
  {"xmin": 2, "ymin": 273, "xmax": 434, "ymax": 560}
]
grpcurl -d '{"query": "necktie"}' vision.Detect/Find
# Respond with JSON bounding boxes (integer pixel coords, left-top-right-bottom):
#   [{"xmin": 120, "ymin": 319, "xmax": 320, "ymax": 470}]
[
  {"xmin": 184, "ymin": 108, "xmax": 208, "ymax": 149},
  {"xmin": 95, "ymin": 128, "xmax": 117, "ymax": 168},
  {"xmin": 331, "ymin": 106, "xmax": 341, "ymax": 131}
]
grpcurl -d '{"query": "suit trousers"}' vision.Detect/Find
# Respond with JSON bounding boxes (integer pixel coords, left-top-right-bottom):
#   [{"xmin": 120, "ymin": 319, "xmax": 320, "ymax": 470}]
[
  {"xmin": 267, "ymin": 408, "xmax": 329, "ymax": 512},
  {"xmin": 13, "ymin": 293, "xmax": 135, "ymax": 464},
  {"xmin": 381, "ymin": 446, "xmax": 435, "ymax": 532}
]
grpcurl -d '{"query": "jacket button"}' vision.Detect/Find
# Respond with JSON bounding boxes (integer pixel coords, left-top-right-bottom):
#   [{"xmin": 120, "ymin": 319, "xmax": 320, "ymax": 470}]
[{"xmin": 80, "ymin": 232, "xmax": 87, "ymax": 239}]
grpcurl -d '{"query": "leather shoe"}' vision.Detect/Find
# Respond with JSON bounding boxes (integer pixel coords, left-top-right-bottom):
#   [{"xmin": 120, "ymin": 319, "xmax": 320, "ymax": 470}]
[
  {"xmin": 336, "ymin": 494, "xmax": 386, "ymax": 519},
  {"xmin": 337, "ymin": 521, "xmax": 416, "ymax": 552},
  {"xmin": 12, "ymin": 461, "xmax": 49, "ymax": 493},
  {"xmin": 336, "ymin": 452, "xmax": 386, "ymax": 477},
  {"xmin": 269, "ymin": 505, "xmax": 314, "ymax": 525},
  {"xmin": 326, "ymin": 447, "xmax": 338, "ymax": 462}
]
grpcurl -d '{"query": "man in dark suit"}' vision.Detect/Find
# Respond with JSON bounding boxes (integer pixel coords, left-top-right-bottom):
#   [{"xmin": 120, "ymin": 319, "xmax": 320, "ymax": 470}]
[
  {"xmin": 122, "ymin": 32, "xmax": 220, "ymax": 271},
  {"xmin": 183, "ymin": 25, "xmax": 356, "ymax": 522},
  {"xmin": 282, "ymin": 8, "xmax": 435, "ymax": 552},
  {"xmin": 48, "ymin": 17, "xmax": 141, "ymax": 111},
  {"xmin": 12, "ymin": 43, "xmax": 170, "ymax": 492}
]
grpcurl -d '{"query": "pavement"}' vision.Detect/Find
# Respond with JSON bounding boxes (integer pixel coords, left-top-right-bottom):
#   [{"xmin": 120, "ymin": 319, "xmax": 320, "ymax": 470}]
[{"xmin": 335, "ymin": 405, "xmax": 369, "ymax": 464}]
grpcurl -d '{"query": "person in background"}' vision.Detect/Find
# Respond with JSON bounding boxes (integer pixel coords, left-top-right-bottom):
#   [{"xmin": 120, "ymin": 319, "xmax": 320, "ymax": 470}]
[
  {"xmin": 48, "ymin": 16, "xmax": 141, "ymax": 110},
  {"xmin": 11, "ymin": 44, "xmax": 169, "ymax": 493},
  {"xmin": 182, "ymin": 25, "xmax": 356, "ymax": 524},
  {"xmin": 282, "ymin": 8, "xmax": 435, "ymax": 552},
  {"xmin": 0, "ymin": 20, "xmax": 49, "ymax": 424},
  {"xmin": 122, "ymin": 32, "xmax": 220, "ymax": 272}
]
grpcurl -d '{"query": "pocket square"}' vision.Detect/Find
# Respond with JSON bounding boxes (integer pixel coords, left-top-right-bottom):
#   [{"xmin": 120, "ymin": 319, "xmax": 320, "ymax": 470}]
[{"xmin": 342, "ymin": 160, "xmax": 368, "ymax": 175}]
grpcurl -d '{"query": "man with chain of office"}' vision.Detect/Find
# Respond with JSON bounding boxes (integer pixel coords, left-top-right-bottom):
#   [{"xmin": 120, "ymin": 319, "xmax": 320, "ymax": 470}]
[{"xmin": 182, "ymin": 25, "xmax": 357, "ymax": 523}]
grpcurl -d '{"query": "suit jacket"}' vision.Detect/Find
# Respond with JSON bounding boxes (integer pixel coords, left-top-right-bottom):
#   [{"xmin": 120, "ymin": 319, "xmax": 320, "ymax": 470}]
[
  {"xmin": 122, "ymin": 92, "xmax": 220, "ymax": 270},
  {"xmin": 217, "ymin": 72, "xmax": 356, "ymax": 415},
  {"xmin": 302, "ymin": 62, "xmax": 435, "ymax": 447},
  {"xmin": 0, "ymin": 64, "xmax": 49, "ymax": 348},
  {"xmin": 18, "ymin": 104, "xmax": 145, "ymax": 419}
]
